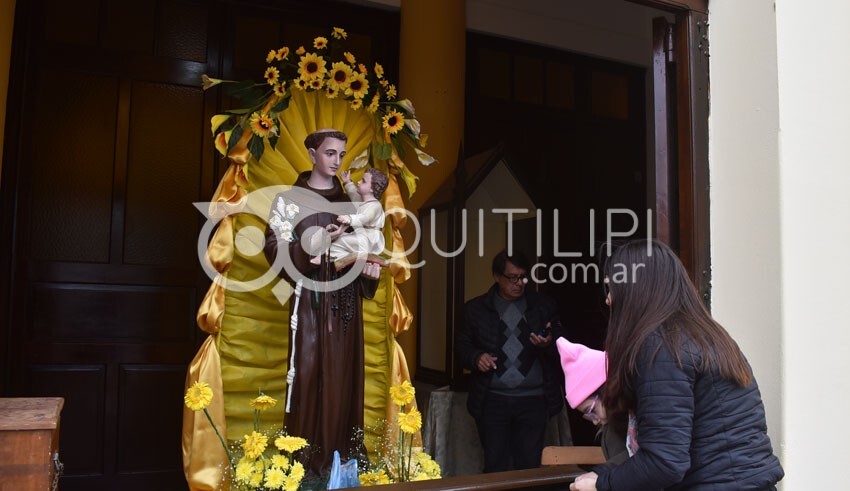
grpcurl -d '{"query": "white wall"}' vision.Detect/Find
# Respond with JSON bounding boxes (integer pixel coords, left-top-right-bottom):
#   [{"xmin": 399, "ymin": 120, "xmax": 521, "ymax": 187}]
[
  {"xmin": 706, "ymin": 0, "xmax": 783, "ymax": 463},
  {"xmin": 711, "ymin": 0, "xmax": 850, "ymax": 487}
]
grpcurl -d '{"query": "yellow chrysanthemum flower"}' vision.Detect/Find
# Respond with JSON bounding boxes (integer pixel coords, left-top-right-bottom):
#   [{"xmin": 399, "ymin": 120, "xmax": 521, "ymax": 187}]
[
  {"xmin": 332, "ymin": 27, "xmax": 347, "ymax": 40},
  {"xmin": 386, "ymin": 84, "xmax": 397, "ymax": 100},
  {"xmin": 295, "ymin": 45, "xmax": 305, "ymax": 55},
  {"xmin": 358, "ymin": 63, "xmax": 367, "ymax": 74},
  {"xmin": 264, "ymin": 467, "xmax": 286, "ymax": 489},
  {"xmin": 235, "ymin": 458, "xmax": 254, "ymax": 482},
  {"xmin": 250, "ymin": 394, "xmax": 278, "ymax": 411},
  {"xmin": 309, "ymin": 78, "xmax": 324, "ymax": 90},
  {"xmin": 412, "ymin": 472, "xmax": 431, "ymax": 481},
  {"xmin": 382, "ymin": 109, "xmax": 405, "ymax": 135},
  {"xmin": 359, "ymin": 469, "xmax": 391, "ymax": 486},
  {"xmin": 184, "ymin": 381, "xmax": 213, "ymax": 411},
  {"xmin": 345, "ymin": 72, "xmax": 369, "ymax": 99},
  {"xmin": 313, "ymin": 36, "xmax": 328, "ymax": 50},
  {"xmin": 242, "ymin": 431, "xmax": 269, "ymax": 459},
  {"xmin": 374, "ymin": 62, "xmax": 384, "ymax": 79},
  {"xmin": 265, "ymin": 66, "xmax": 280, "ymax": 86},
  {"xmin": 367, "ymin": 92, "xmax": 380, "ymax": 114},
  {"xmin": 271, "ymin": 454, "xmax": 289, "ymax": 470},
  {"xmin": 249, "ymin": 112, "xmax": 277, "ymax": 138},
  {"xmin": 276, "ymin": 46, "xmax": 289, "ymax": 60},
  {"xmin": 325, "ymin": 86, "xmax": 339, "ymax": 99},
  {"xmin": 295, "ymin": 78, "xmax": 308, "ymax": 90},
  {"xmin": 398, "ymin": 407, "xmax": 422, "ymax": 434},
  {"xmin": 275, "ymin": 435, "xmax": 308, "ymax": 453},
  {"xmin": 389, "ymin": 380, "xmax": 415, "ymax": 406},
  {"xmin": 283, "ymin": 476, "xmax": 300, "ymax": 491},
  {"xmin": 343, "ymin": 51, "xmax": 356, "ymax": 64},
  {"xmin": 266, "ymin": 49, "xmax": 276, "ymax": 64},
  {"xmin": 350, "ymin": 98, "xmax": 363, "ymax": 110},
  {"xmin": 273, "ymin": 82, "xmax": 286, "ymax": 97},
  {"xmin": 250, "ymin": 471, "xmax": 263, "ymax": 488},
  {"xmin": 298, "ymin": 52, "xmax": 327, "ymax": 80},
  {"xmin": 288, "ymin": 461, "xmax": 305, "ymax": 481},
  {"xmin": 327, "ymin": 62, "xmax": 353, "ymax": 91}
]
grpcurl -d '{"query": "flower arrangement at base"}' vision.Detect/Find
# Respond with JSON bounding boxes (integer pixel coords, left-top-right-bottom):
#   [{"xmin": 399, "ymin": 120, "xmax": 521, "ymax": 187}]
[
  {"xmin": 359, "ymin": 381, "xmax": 441, "ymax": 486},
  {"xmin": 202, "ymin": 25, "xmax": 435, "ymax": 195},
  {"xmin": 184, "ymin": 383, "xmax": 310, "ymax": 491}
]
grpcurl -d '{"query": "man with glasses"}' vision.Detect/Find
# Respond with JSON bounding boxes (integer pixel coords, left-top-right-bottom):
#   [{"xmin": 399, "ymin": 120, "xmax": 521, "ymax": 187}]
[{"xmin": 457, "ymin": 250, "xmax": 566, "ymax": 472}]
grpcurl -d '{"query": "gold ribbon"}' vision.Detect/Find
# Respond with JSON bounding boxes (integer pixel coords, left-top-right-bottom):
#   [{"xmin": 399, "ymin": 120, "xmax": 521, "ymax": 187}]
[{"xmin": 182, "ymin": 336, "xmax": 230, "ymax": 491}]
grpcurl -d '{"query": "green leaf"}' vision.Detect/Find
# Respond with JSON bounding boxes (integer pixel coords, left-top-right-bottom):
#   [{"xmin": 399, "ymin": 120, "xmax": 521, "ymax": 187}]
[
  {"xmin": 248, "ymin": 134, "xmax": 265, "ymax": 161},
  {"xmin": 228, "ymin": 125, "xmax": 243, "ymax": 151},
  {"xmin": 268, "ymin": 134, "xmax": 280, "ymax": 150},
  {"xmin": 374, "ymin": 142, "xmax": 393, "ymax": 161},
  {"xmin": 393, "ymin": 138, "xmax": 406, "ymax": 159},
  {"xmin": 223, "ymin": 80, "xmax": 257, "ymax": 97},
  {"xmin": 224, "ymin": 107, "xmax": 255, "ymax": 115},
  {"xmin": 271, "ymin": 95, "xmax": 291, "ymax": 113}
]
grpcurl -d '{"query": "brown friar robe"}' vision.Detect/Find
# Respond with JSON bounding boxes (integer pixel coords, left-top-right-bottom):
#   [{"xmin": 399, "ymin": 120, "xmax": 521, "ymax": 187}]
[{"xmin": 264, "ymin": 171, "xmax": 378, "ymax": 476}]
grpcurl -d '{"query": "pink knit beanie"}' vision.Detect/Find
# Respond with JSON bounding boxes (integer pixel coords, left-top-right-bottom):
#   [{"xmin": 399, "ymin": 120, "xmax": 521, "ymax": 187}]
[{"xmin": 556, "ymin": 337, "xmax": 607, "ymax": 409}]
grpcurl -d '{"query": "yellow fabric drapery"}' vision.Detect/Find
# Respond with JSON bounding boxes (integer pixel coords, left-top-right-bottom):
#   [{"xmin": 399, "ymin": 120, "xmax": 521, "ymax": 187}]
[{"xmin": 184, "ymin": 88, "xmax": 419, "ymax": 488}]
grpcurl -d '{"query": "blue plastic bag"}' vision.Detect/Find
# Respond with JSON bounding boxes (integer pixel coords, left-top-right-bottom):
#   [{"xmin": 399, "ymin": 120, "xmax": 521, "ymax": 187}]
[{"xmin": 326, "ymin": 450, "xmax": 360, "ymax": 489}]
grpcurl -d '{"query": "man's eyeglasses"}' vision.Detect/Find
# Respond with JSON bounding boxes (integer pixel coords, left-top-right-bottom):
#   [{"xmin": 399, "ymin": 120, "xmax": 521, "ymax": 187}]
[
  {"xmin": 582, "ymin": 394, "xmax": 599, "ymax": 423},
  {"xmin": 500, "ymin": 273, "xmax": 528, "ymax": 284}
]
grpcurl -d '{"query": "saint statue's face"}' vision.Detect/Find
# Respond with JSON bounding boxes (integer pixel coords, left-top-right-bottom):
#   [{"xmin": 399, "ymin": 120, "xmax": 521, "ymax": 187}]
[{"xmin": 309, "ymin": 136, "xmax": 347, "ymax": 180}]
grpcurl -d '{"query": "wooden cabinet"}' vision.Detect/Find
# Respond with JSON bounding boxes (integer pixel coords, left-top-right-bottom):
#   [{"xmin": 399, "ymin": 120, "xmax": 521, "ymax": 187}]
[{"xmin": 0, "ymin": 398, "xmax": 64, "ymax": 491}]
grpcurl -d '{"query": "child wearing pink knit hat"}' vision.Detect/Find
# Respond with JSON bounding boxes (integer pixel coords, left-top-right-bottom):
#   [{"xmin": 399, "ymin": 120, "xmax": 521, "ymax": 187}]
[{"xmin": 556, "ymin": 337, "xmax": 629, "ymax": 466}]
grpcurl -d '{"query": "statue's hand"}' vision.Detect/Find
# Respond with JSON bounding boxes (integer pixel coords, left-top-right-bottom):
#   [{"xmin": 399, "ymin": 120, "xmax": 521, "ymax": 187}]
[{"xmin": 361, "ymin": 262, "xmax": 381, "ymax": 280}]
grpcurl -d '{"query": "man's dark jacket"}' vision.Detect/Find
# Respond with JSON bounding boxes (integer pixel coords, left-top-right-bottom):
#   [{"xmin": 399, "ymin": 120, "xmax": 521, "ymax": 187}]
[{"xmin": 456, "ymin": 284, "xmax": 565, "ymax": 419}]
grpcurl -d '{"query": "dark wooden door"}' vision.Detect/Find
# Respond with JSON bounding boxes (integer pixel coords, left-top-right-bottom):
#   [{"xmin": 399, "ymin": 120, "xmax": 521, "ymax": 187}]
[
  {"xmin": 2, "ymin": 1, "xmax": 217, "ymax": 489},
  {"xmin": 0, "ymin": 1, "xmax": 400, "ymax": 489}
]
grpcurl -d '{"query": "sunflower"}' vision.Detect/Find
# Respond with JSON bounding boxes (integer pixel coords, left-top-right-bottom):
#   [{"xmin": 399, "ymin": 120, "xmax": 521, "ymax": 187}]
[
  {"xmin": 379, "ymin": 78, "xmax": 389, "ymax": 89},
  {"xmin": 345, "ymin": 72, "xmax": 369, "ymax": 99},
  {"xmin": 242, "ymin": 431, "xmax": 269, "ymax": 459},
  {"xmin": 350, "ymin": 98, "xmax": 363, "ymax": 110},
  {"xmin": 266, "ymin": 49, "xmax": 276, "ymax": 64},
  {"xmin": 184, "ymin": 381, "xmax": 213, "ymax": 411},
  {"xmin": 249, "ymin": 112, "xmax": 277, "ymax": 138},
  {"xmin": 343, "ymin": 51, "xmax": 356, "ymax": 64},
  {"xmin": 382, "ymin": 109, "xmax": 405, "ymax": 135},
  {"xmin": 264, "ymin": 66, "xmax": 280, "ymax": 85},
  {"xmin": 398, "ymin": 408, "xmax": 422, "ymax": 434},
  {"xmin": 275, "ymin": 435, "xmax": 308, "ymax": 453},
  {"xmin": 389, "ymin": 381, "xmax": 415, "ymax": 406},
  {"xmin": 309, "ymin": 78, "xmax": 324, "ymax": 90},
  {"xmin": 374, "ymin": 62, "xmax": 384, "ymax": 79},
  {"xmin": 276, "ymin": 46, "xmax": 290, "ymax": 60},
  {"xmin": 295, "ymin": 45, "xmax": 305, "ymax": 55},
  {"xmin": 273, "ymin": 82, "xmax": 286, "ymax": 97},
  {"xmin": 295, "ymin": 78, "xmax": 308, "ymax": 90},
  {"xmin": 298, "ymin": 52, "xmax": 327, "ymax": 80},
  {"xmin": 386, "ymin": 84, "xmax": 397, "ymax": 100},
  {"xmin": 332, "ymin": 27, "xmax": 347, "ymax": 40},
  {"xmin": 327, "ymin": 62, "xmax": 353, "ymax": 91},
  {"xmin": 264, "ymin": 467, "xmax": 286, "ymax": 489},
  {"xmin": 325, "ymin": 86, "xmax": 339, "ymax": 99},
  {"xmin": 358, "ymin": 63, "xmax": 367, "ymax": 74},
  {"xmin": 250, "ymin": 394, "xmax": 278, "ymax": 410},
  {"xmin": 313, "ymin": 36, "xmax": 328, "ymax": 49},
  {"xmin": 367, "ymin": 92, "xmax": 380, "ymax": 114}
]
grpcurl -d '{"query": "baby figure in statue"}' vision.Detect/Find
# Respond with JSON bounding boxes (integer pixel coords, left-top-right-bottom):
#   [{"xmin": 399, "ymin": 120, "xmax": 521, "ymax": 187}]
[{"xmin": 310, "ymin": 167, "xmax": 388, "ymax": 270}]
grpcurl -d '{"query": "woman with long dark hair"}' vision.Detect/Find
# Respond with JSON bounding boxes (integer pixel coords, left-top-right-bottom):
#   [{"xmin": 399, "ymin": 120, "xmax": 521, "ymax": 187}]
[{"xmin": 570, "ymin": 240, "xmax": 783, "ymax": 491}]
